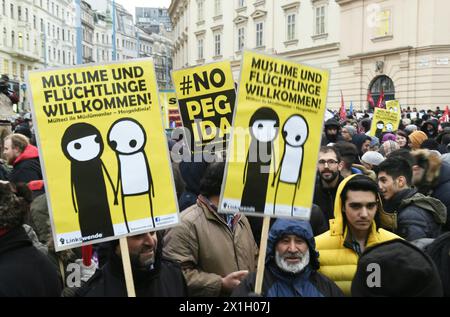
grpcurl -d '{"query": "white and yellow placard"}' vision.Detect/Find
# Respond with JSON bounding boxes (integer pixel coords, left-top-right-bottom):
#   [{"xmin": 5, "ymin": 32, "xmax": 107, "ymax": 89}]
[
  {"xmin": 219, "ymin": 50, "xmax": 330, "ymax": 219},
  {"xmin": 27, "ymin": 59, "xmax": 179, "ymax": 250}
]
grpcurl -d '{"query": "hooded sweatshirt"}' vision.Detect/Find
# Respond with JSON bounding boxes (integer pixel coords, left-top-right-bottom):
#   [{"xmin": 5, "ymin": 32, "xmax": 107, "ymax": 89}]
[{"xmin": 315, "ymin": 175, "xmax": 400, "ymax": 295}]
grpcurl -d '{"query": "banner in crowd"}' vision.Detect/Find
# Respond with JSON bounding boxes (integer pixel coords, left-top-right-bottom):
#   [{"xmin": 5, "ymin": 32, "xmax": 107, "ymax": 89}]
[
  {"xmin": 159, "ymin": 89, "xmax": 182, "ymax": 129},
  {"xmin": 27, "ymin": 59, "xmax": 179, "ymax": 251},
  {"xmin": 369, "ymin": 107, "xmax": 401, "ymax": 140},
  {"xmin": 219, "ymin": 50, "xmax": 330, "ymax": 219},
  {"xmin": 172, "ymin": 61, "xmax": 236, "ymax": 156},
  {"xmin": 386, "ymin": 100, "xmax": 401, "ymax": 116}
]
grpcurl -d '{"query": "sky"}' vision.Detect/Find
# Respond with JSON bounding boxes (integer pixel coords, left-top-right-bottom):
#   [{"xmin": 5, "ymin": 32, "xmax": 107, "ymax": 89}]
[{"xmin": 115, "ymin": 0, "xmax": 172, "ymax": 21}]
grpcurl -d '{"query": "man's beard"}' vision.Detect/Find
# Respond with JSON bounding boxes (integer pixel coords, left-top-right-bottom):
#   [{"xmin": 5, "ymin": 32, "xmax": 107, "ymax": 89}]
[
  {"xmin": 129, "ymin": 247, "xmax": 156, "ymax": 271},
  {"xmin": 325, "ymin": 132, "xmax": 338, "ymax": 142},
  {"xmin": 320, "ymin": 169, "xmax": 339, "ymax": 183},
  {"xmin": 275, "ymin": 249, "xmax": 310, "ymax": 274}
]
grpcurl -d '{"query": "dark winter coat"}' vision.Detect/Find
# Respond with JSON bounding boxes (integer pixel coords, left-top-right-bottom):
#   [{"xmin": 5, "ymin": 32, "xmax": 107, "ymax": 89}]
[
  {"xmin": 431, "ymin": 161, "xmax": 450, "ymax": 231},
  {"xmin": 76, "ymin": 254, "xmax": 187, "ymax": 297},
  {"xmin": 384, "ymin": 189, "xmax": 446, "ymax": 241},
  {"xmin": 178, "ymin": 161, "xmax": 208, "ymax": 211},
  {"xmin": 0, "ymin": 226, "xmax": 62, "ymax": 296},
  {"xmin": 313, "ymin": 174, "xmax": 344, "ymax": 224},
  {"xmin": 232, "ymin": 219, "xmax": 343, "ymax": 297},
  {"xmin": 421, "ymin": 119, "xmax": 439, "ymax": 139},
  {"xmin": 76, "ymin": 234, "xmax": 187, "ymax": 297},
  {"xmin": 8, "ymin": 144, "xmax": 42, "ymax": 184}
]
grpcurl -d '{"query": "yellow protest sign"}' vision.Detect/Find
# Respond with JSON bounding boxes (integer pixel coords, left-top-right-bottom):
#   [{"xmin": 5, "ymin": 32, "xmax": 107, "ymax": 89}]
[
  {"xmin": 172, "ymin": 61, "xmax": 235, "ymax": 156},
  {"xmin": 219, "ymin": 50, "xmax": 330, "ymax": 219},
  {"xmin": 27, "ymin": 59, "xmax": 179, "ymax": 251},
  {"xmin": 159, "ymin": 90, "xmax": 182, "ymax": 129},
  {"xmin": 386, "ymin": 100, "xmax": 401, "ymax": 118},
  {"xmin": 369, "ymin": 107, "xmax": 401, "ymax": 139}
]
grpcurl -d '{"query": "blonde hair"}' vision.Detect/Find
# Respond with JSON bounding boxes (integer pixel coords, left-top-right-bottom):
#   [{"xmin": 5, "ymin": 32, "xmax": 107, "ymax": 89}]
[{"xmin": 4, "ymin": 133, "xmax": 29, "ymax": 152}]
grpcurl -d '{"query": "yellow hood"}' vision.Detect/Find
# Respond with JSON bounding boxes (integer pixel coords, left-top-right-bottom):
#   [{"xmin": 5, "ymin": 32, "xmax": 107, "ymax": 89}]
[{"xmin": 329, "ymin": 174, "xmax": 383, "ymax": 239}]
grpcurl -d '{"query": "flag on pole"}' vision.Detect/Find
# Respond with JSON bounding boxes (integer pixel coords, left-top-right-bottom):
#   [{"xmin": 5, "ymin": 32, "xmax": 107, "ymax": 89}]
[
  {"xmin": 339, "ymin": 90, "xmax": 346, "ymax": 122},
  {"xmin": 439, "ymin": 105, "xmax": 449, "ymax": 123},
  {"xmin": 376, "ymin": 89, "xmax": 385, "ymax": 108},
  {"xmin": 349, "ymin": 101, "xmax": 354, "ymax": 116},
  {"xmin": 367, "ymin": 90, "xmax": 375, "ymax": 108}
]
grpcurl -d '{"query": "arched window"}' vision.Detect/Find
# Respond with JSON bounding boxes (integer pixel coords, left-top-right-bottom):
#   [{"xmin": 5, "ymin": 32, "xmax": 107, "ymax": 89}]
[{"xmin": 369, "ymin": 75, "xmax": 395, "ymax": 107}]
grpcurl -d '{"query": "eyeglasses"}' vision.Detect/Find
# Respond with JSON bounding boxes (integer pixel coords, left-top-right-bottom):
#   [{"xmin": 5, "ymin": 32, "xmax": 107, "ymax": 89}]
[{"xmin": 318, "ymin": 159, "xmax": 339, "ymax": 166}]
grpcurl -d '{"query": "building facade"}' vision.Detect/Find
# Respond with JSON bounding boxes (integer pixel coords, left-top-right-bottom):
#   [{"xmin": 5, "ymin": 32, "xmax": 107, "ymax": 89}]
[
  {"xmin": 87, "ymin": 0, "xmax": 174, "ymax": 89},
  {"xmin": 169, "ymin": 0, "xmax": 450, "ymax": 110},
  {"xmin": 336, "ymin": 0, "xmax": 450, "ymax": 110},
  {"xmin": 136, "ymin": 7, "xmax": 172, "ymax": 34},
  {"xmin": 0, "ymin": 0, "xmax": 175, "ymax": 110},
  {"xmin": 169, "ymin": 0, "xmax": 341, "ymax": 105},
  {"xmin": 0, "ymin": 0, "xmax": 77, "ymax": 110},
  {"xmin": 81, "ymin": 0, "xmax": 94, "ymax": 63}
]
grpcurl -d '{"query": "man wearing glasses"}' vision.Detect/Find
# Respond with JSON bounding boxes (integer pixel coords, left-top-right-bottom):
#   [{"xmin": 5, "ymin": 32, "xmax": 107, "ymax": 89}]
[{"xmin": 313, "ymin": 146, "xmax": 344, "ymax": 226}]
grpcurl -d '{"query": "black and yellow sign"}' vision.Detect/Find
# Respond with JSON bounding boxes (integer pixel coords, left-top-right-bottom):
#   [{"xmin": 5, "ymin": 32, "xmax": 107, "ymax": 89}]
[
  {"xmin": 27, "ymin": 59, "xmax": 179, "ymax": 251},
  {"xmin": 369, "ymin": 107, "xmax": 401, "ymax": 139},
  {"xmin": 159, "ymin": 90, "xmax": 182, "ymax": 129},
  {"xmin": 172, "ymin": 61, "xmax": 235, "ymax": 155},
  {"xmin": 219, "ymin": 50, "xmax": 330, "ymax": 219}
]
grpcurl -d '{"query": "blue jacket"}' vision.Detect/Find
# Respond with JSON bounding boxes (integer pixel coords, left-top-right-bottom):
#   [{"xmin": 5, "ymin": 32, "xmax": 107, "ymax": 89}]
[{"xmin": 232, "ymin": 219, "xmax": 343, "ymax": 297}]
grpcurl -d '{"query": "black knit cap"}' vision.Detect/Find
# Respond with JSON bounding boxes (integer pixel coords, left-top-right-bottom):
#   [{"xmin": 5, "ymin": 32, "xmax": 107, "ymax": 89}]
[
  {"xmin": 351, "ymin": 239, "xmax": 443, "ymax": 297},
  {"xmin": 324, "ymin": 118, "xmax": 340, "ymax": 128}
]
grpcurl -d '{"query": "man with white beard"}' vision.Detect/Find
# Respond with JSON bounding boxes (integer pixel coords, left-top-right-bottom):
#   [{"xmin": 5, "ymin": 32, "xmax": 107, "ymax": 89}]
[{"xmin": 231, "ymin": 219, "xmax": 343, "ymax": 297}]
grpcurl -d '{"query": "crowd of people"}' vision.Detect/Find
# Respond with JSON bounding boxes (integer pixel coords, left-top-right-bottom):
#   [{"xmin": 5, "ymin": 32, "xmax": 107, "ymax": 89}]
[{"xmin": 0, "ymin": 83, "xmax": 449, "ymax": 297}]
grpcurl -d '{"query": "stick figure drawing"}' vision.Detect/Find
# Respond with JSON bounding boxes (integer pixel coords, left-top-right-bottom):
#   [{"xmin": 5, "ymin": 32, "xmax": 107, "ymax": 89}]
[
  {"xmin": 272, "ymin": 114, "xmax": 309, "ymax": 216},
  {"xmin": 61, "ymin": 123, "xmax": 115, "ymax": 239},
  {"xmin": 241, "ymin": 107, "xmax": 280, "ymax": 213},
  {"xmin": 107, "ymin": 118, "xmax": 155, "ymax": 232}
]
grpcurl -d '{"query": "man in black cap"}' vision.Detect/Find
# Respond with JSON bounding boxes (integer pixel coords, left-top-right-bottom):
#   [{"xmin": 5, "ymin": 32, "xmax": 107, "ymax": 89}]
[
  {"xmin": 321, "ymin": 118, "xmax": 344, "ymax": 145},
  {"xmin": 351, "ymin": 239, "xmax": 443, "ymax": 296}
]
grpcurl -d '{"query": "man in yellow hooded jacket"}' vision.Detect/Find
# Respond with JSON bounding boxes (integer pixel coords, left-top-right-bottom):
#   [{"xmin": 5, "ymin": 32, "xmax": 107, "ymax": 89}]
[{"xmin": 315, "ymin": 174, "xmax": 400, "ymax": 296}]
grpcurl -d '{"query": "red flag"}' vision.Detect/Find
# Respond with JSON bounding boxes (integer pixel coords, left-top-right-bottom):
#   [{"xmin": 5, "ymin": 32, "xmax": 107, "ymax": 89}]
[
  {"xmin": 376, "ymin": 89, "xmax": 385, "ymax": 108},
  {"xmin": 439, "ymin": 105, "xmax": 449, "ymax": 123},
  {"xmin": 339, "ymin": 90, "xmax": 346, "ymax": 121},
  {"xmin": 367, "ymin": 90, "xmax": 375, "ymax": 108}
]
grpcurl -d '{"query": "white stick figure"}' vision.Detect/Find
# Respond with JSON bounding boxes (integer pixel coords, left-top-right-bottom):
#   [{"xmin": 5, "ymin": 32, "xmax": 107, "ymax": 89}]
[
  {"xmin": 107, "ymin": 118, "xmax": 155, "ymax": 232},
  {"xmin": 272, "ymin": 114, "xmax": 309, "ymax": 216}
]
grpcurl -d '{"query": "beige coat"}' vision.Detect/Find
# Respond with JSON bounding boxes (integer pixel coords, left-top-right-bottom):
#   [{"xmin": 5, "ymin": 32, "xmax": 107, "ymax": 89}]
[{"xmin": 163, "ymin": 199, "xmax": 258, "ymax": 297}]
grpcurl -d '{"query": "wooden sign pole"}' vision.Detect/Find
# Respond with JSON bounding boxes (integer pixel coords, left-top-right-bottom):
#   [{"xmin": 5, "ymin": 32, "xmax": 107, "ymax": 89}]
[
  {"xmin": 119, "ymin": 237, "xmax": 136, "ymax": 297},
  {"xmin": 254, "ymin": 217, "xmax": 270, "ymax": 295}
]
